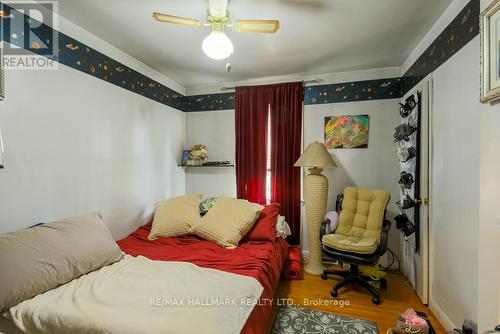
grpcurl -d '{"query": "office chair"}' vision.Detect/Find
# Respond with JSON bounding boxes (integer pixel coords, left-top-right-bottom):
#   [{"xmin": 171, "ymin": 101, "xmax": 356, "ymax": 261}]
[{"xmin": 320, "ymin": 187, "xmax": 391, "ymax": 305}]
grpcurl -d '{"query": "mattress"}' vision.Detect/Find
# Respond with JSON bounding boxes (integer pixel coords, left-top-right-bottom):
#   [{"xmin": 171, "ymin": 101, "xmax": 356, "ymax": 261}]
[{"xmin": 117, "ymin": 223, "xmax": 289, "ymax": 334}]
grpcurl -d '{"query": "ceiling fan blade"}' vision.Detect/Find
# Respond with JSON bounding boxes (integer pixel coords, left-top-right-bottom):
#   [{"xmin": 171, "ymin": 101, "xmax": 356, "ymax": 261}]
[
  {"xmin": 232, "ymin": 20, "xmax": 280, "ymax": 33},
  {"xmin": 152, "ymin": 12, "xmax": 202, "ymax": 27}
]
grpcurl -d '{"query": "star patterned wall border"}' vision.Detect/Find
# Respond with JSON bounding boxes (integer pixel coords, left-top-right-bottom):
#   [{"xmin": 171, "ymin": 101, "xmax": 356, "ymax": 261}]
[
  {"xmin": 402, "ymin": 0, "xmax": 479, "ymax": 95},
  {"xmin": 1, "ymin": 0, "xmax": 480, "ymax": 112}
]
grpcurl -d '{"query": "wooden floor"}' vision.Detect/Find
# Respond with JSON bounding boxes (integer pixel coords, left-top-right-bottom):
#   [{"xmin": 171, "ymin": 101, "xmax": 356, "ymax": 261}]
[{"xmin": 273, "ymin": 267, "xmax": 445, "ymax": 334}]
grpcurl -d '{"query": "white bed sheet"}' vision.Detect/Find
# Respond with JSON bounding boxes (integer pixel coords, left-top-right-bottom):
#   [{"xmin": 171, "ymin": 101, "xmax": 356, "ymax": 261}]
[{"xmin": 10, "ymin": 255, "xmax": 263, "ymax": 334}]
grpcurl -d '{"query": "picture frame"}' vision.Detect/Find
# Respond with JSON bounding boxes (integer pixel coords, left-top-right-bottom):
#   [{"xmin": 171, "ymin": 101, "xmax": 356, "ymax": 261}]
[
  {"xmin": 181, "ymin": 150, "xmax": 190, "ymax": 166},
  {"xmin": 480, "ymin": 0, "xmax": 500, "ymax": 103},
  {"xmin": 324, "ymin": 115, "xmax": 369, "ymax": 149}
]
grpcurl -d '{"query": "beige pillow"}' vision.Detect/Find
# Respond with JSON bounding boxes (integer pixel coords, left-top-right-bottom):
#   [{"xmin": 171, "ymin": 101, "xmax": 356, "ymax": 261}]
[
  {"xmin": 148, "ymin": 193, "xmax": 202, "ymax": 239},
  {"xmin": 0, "ymin": 213, "xmax": 122, "ymax": 312},
  {"xmin": 190, "ymin": 197, "xmax": 263, "ymax": 249}
]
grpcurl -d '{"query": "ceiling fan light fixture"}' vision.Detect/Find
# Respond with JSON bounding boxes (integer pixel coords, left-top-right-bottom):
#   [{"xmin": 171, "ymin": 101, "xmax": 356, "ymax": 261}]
[{"xmin": 202, "ymin": 31, "xmax": 234, "ymax": 60}]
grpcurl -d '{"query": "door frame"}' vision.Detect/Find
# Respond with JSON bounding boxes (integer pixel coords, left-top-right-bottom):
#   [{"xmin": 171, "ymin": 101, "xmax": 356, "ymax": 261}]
[
  {"xmin": 400, "ymin": 75, "xmax": 432, "ymax": 305},
  {"xmin": 421, "ymin": 76, "xmax": 433, "ymax": 305}
]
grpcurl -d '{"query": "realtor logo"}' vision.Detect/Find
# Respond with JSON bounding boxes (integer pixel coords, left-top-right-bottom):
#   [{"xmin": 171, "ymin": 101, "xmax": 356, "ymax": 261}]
[{"xmin": 0, "ymin": 1, "xmax": 58, "ymax": 70}]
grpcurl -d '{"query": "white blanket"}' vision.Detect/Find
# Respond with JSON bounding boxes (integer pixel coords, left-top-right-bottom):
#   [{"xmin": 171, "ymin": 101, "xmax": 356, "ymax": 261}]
[{"xmin": 10, "ymin": 255, "xmax": 263, "ymax": 334}]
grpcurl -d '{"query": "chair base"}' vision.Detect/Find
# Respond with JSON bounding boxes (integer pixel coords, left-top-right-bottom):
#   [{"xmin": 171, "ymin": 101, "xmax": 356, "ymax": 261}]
[{"xmin": 321, "ymin": 265, "xmax": 387, "ymax": 305}]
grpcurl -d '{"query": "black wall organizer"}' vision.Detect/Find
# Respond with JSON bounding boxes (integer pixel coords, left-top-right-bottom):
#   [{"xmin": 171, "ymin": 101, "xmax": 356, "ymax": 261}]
[{"xmin": 395, "ymin": 91, "xmax": 421, "ymax": 253}]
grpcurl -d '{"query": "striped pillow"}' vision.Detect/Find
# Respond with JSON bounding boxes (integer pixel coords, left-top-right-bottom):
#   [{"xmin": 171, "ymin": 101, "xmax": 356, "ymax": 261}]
[
  {"xmin": 190, "ymin": 197, "xmax": 263, "ymax": 248},
  {"xmin": 148, "ymin": 193, "xmax": 202, "ymax": 239}
]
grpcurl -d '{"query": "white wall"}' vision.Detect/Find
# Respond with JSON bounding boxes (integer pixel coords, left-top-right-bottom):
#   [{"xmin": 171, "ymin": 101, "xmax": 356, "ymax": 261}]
[
  {"xmin": 185, "ymin": 110, "xmax": 236, "ymax": 199},
  {"xmin": 185, "ymin": 95, "xmax": 402, "ymax": 257},
  {"xmin": 478, "ymin": 90, "xmax": 500, "ymax": 332},
  {"xmin": 401, "ymin": 0, "xmax": 500, "ymax": 330},
  {"xmin": 478, "ymin": 0, "xmax": 500, "ymax": 330},
  {"xmin": 430, "ymin": 38, "xmax": 480, "ymax": 328},
  {"xmin": 0, "ymin": 14, "xmax": 186, "ymax": 239}
]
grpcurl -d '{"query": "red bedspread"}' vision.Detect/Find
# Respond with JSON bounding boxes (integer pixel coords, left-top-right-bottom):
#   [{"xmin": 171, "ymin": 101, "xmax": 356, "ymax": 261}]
[{"xmin": 117, "ymin": 224, "xmax": 288, "ymax": 334}]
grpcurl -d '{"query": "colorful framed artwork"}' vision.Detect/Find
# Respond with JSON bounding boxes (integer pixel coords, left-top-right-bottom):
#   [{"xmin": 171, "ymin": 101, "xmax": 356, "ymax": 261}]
[
  {"xmin": 324, "ymin": 115, "xmax": 369, "ymax": 149},
  {"xmin": 481, "ymin": 0, "xmax": 500, "ymax": 103}
]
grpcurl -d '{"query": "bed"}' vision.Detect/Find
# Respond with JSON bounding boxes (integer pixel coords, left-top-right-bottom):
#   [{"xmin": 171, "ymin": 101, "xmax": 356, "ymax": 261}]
[
  {"xmin": 1, "ymin": 208, "xmax": 289, "ymax": 334},
  {"xmin": 117, "ymin": 222, "xmax": 289, "ymax": 334}
]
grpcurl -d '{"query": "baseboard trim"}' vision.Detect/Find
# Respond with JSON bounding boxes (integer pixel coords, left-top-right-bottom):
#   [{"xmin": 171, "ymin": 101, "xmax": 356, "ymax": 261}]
[{"xmin": 429, "ymin": 299, "xmax": 457, "ymax": 331}]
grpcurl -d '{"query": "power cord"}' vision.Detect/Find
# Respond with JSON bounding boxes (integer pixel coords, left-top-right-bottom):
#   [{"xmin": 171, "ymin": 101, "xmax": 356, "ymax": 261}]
[
  {"xmin": 379, "ymin": 248, "xmax": 416, "ymax": 290},
  {"xmin": 380, "ymin": 248, "xmax": 401, "ymax": 273}
]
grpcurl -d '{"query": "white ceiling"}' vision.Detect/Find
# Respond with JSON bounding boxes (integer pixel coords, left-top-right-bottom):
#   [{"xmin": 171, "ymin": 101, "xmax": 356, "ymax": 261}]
[{"xmin": 56, "ymin": 0, "xmax": 451, "ymax": 90}]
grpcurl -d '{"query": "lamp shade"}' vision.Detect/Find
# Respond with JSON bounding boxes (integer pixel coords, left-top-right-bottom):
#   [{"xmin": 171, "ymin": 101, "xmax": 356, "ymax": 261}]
[{"xmin": 294, "ymin": 142, "xmax": 337, "ymax": 168}]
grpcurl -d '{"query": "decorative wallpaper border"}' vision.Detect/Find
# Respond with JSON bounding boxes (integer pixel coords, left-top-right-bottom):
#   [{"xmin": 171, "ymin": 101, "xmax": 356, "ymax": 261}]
[
  {"xmin": 1, "ymin": 0, "xmax": 480, "ymax": 111},
  {"xmin": 304, "ymin": 78, "xmax": 401, "ymax": 105},
  {"xmin": 1, "ymin": 1, "xmax": 186, "ymax": 111},
  {"xmin": 402, "ymin": 0, "xmax": 480, "ymax": 94},
  {"xmin": 186, "ymin": 93, "xmax": 235, "ymax": 112},
  {"xmin": 185, "ymin": 78, "xmax": 403, "ymax": 112}
]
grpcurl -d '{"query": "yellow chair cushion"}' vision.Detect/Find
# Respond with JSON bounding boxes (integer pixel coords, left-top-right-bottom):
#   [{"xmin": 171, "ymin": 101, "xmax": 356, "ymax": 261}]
[
  {"xmin": 322, "ymin": 187, "xmax": 389, "ymax": 254},
  {"xmin": 322, "ymin": 234, "xmax": 379, "ymax": 254}
]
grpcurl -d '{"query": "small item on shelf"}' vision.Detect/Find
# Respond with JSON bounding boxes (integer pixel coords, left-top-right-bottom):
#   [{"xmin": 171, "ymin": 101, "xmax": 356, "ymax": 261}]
[
  {"xmin": 394, "ymin": 309, "xmax": 429, "ymax": 334},
  {"xmin": 181, "ymin": 150, "xmax": 190, "ymax": 166},
  {"xmin": 189, "ymin": 144, "xmax": 208, "ymax": 163},
  {"xmin": 203, "ymin": 161, "xmax": 232, "ymax": 166},
  {"xmin": 187, "ymin": 159, "xmax": 203, "ymax": 166}
]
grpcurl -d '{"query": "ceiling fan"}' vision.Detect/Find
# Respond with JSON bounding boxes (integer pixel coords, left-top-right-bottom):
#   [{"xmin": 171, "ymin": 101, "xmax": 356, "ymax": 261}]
[{"xmin": 153, "ymin": 0, "xmax": 280, "ymax": 60}]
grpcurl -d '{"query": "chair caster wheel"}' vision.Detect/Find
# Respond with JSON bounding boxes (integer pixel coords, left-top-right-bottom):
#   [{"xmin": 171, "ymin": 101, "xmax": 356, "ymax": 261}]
[
  {"xmin": 330, "ymin": 289, "xmax": 338, "ymax": 298},
  {"xmin": 380, "ymin": 279, "xmax": 387, "ymax": 290},
  {"xmin": 321, "ymin": 273, "xmax": 328, "ymax": 280},
  {"xmin": 372, "ymin": 296, "xmax": 380, "ymax": 305}
]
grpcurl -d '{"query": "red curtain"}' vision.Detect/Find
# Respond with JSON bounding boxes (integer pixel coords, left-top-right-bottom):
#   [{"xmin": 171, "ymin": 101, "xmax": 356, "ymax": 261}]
[
  {"xmin": 235, "ymin": 82, "xmax": 303, "ymax": 244},
  {"xmin": 269, "ymin": 83, "xmax": 303, "ymax": 245},
  {"xmin": 235, "ymin": 86, "xmax": 270, "ymax": 205}
]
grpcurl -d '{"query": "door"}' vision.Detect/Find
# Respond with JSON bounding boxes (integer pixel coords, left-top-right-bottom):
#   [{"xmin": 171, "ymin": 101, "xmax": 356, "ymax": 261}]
[{"xmin": 400, "ymin": 76, "xmax": 431, "ymax": 304}]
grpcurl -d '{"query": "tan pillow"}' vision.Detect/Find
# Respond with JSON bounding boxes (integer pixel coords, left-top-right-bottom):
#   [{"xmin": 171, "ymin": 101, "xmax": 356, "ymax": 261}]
[
  {"xmin": 148, "ymin": 193, "xmax": 202, "ymax": 239},
  {"xmin": 190, "ymin": 197, "xmax": 263, "ymax": 249},
  {"xmin": 0, "ymin": 213, "xmax": 122, "ymax": 312}
]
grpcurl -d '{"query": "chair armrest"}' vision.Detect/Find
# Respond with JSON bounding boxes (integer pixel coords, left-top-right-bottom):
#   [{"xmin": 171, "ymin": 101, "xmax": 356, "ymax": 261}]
[
  {"xmin": 376, "ymin": 220, "xmax": 392, "ymax": 255},
  {"xmin": 320, "ymin": 219, "xmax": 331, "ymax": 241}
]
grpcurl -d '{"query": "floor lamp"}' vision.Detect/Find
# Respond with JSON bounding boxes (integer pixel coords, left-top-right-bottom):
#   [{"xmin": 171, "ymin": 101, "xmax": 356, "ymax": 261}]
[{"xmin": 294, "ymin": 142, "xmax": 336, "ymax": 275}]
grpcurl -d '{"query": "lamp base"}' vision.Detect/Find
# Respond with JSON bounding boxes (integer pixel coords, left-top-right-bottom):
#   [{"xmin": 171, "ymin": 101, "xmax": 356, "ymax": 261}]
[
  {"xmin": 304, "ymin": 262, "xmax": 326, "ymax": 276},
  {"xmin": 303, "ymin": 168, "xmax": 329, "ymax": 276}
]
